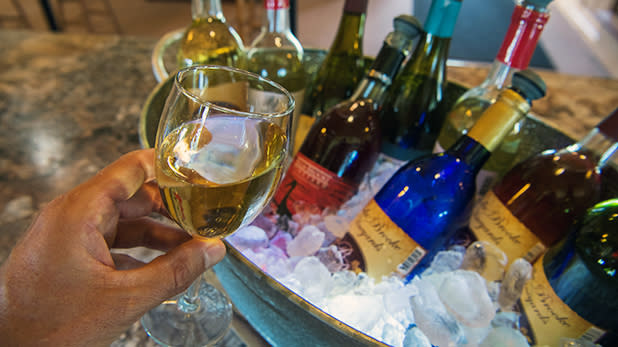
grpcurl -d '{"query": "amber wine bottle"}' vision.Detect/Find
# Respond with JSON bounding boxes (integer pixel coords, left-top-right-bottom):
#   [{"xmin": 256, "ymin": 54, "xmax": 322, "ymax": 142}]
[
  {"xmin": 244, "ymin": 0, "xmax": 305, "ymax": 152},
  {"xmin": 302, "ymin": 0, "xmax": 368, "ymax": 120},
  {"xmin": 343, "ymin": 71, "xmax": 545, "ymax": 280},
  {"xmin": 177, "ymin": 0, "xmax": 245, "ymax": 68},
  {"xmin": 469, "ymin": 107, "xmax": 618, "ymax": 265},
  {"xmin": 518, "ymin": 198, "xmax": 618, "ymax": 346},
  {"xmin": 379, "ymin": 0, "xmax": 463, "ymax": 162},
  {"xmin": 434, "ymin": 0, "xmax": 552, "ymax": 196},
  {"xmin": 272, "ymin": 15, "xmax": 421, "ymax": 217}
]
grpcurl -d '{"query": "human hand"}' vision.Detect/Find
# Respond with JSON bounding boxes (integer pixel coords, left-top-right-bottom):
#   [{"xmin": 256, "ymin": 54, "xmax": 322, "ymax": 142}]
[{"xmin": 0, "ymin": 149, "xmax": 226, "ymax": 346}]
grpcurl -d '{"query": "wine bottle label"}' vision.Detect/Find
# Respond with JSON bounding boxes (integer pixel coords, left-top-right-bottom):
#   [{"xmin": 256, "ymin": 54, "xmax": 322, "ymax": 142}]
[
  {"xmin": 518, "ymin": 257, "xmax": 606, "ymax": 346},
  {"xmin": 347, "ymin": 199, "xmax": 427, "ymax": 279},
  {"xmin": 469, "ymin": 191, "xmax": 546, "ymax": 264},
  {"xmin": 496, "ymin": 5, "xmax": 550, "ymax": 69},
  {"xmin": 265, "ymin": 0, "xmax": 289, "ymax": 10},
  {"xmin": 273, "ymin": 152, "xmax": 356, "ymax": 216}
]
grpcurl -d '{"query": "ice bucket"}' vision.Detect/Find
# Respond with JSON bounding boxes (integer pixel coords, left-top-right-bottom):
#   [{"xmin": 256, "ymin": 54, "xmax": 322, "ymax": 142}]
[{"xmin": 139, "ymin": 48, "xmax": 618, "ymax": 346}]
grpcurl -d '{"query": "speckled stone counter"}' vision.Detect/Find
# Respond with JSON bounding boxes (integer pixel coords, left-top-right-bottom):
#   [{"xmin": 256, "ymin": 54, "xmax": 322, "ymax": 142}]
[{"xmin": 1, "ymin": 29, "xmax": 617, "ymax": 346}]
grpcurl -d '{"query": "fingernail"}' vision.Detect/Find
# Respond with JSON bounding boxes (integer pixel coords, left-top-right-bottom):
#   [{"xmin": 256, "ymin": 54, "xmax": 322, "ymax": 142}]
[{"xmin": 203, "ymin": 240, "xmax": 226, "ymax": 267}]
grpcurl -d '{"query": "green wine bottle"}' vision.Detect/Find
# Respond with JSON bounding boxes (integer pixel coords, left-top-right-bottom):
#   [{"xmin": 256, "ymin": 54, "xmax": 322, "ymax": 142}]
[
  {"xmin": 518, "ymin": 198, "xmax": 618, "ymax": 346},
  {"xmin": 302, "ymin": 0, "xmax": 368, "ymax": 120},
  {"xmin": 244, "ymin": 0, "xmax": 306, "ymax": 152},
  {"xmin": 380, "ymin": 0, "xmax": 463, "ymax": 162}
]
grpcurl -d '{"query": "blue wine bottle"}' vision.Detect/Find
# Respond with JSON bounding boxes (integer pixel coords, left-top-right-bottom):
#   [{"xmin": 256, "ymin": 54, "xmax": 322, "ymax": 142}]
[{"xmin": 344, "ymin": 70, "xmax": 545, "ymax": 280}]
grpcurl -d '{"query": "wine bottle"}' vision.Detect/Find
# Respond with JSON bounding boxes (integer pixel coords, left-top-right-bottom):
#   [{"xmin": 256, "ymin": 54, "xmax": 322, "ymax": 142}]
[
  {"xmin": 469, "ymin": 107, "xmax": 618, "ymax": 265},
  {"xmin": 177, "ymin": 0, "xmax": 245, "ymax": 68},
  {"xmin": 244, "ymin": 0, "xmax": 305, "ymax": 152},
  {"xmin": 301, "ymin": 0, "xmax": 368, "ymax": 120},
  {"xmin": 518, "ymin": 198, "xmax": 618, "ymax": 346},
  {"xmin": 379, "ymin": 0, "xmax": 463, "ymax": 162},
  {"xmin": 344, "ymin": 71, "xmax": 546, "ymax": 280},
  {"xmin": 272, "ymin": 15, "xmax": 422, "ymax": 217},
  {"xmin": 435, "ymin": 0, "xmax": 552, "ymax": 196}
]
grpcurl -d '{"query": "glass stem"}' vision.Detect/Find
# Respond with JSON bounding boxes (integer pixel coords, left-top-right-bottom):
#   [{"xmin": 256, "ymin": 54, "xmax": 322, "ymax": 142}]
[{"xmin": 177, "ymin": 276, "xmax": 202, "ymax": 313}]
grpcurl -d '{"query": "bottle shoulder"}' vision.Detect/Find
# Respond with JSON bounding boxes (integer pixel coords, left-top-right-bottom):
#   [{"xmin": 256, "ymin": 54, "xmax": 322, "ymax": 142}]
[{"xmin": 249, "ymin": 31, "xmax": 304, "ymax": 53}]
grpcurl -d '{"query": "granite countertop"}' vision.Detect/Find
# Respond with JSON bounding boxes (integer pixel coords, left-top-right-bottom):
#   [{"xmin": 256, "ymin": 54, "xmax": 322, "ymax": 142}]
[{"xmin": 0, "ymin": 29, "xmax": 617, "ymax": 345}]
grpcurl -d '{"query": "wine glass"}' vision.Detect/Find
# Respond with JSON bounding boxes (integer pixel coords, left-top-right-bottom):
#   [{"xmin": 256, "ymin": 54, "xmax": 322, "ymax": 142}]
[{"xmin": 141, "ymin": 65, "xmax": 294, "ymax": 346}]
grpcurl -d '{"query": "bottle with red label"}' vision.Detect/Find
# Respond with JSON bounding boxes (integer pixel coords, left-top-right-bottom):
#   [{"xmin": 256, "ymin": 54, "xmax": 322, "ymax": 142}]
[
  {"xmin": 434, "ymin": 0, "xmax": 553, "ymax": 196},
  {"xmin": 272, "ymin": 15, "xmax": 422, "ymax": 217}
]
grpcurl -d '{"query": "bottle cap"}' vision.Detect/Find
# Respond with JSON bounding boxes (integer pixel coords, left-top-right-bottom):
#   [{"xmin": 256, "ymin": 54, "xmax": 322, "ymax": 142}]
[
  {"xmin": 393, "ymin": 14, "xmax": 423, "ymax": 39},
  {"xmin": 344, "ymin": 0, "xmax": 368, "ymax": 14},
  {"xmin": 511, "ymin": 69, "xmax": 546, "ymax": 102},
  {"xmin": 597, "ymin": 107, "xmax": 618, "ymax": 141}
]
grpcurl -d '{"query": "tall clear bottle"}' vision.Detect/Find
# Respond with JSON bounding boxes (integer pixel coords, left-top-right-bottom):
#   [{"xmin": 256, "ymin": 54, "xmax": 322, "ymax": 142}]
[
  {"xmin": 518, "ymin": 198, "xmax": 618, "ymax": 346},
  {"xmin": 469, "ymin": 107, "xmax": 618, "ymax": 265},
  {"xmin": 342, "ymin": 71, "xmax": 546, "ymax": 279},
  {"xmin": 379, "ymin": 0, "xmax": 463, "ymax": 162},
  {"xmin": 435, "ymin": 0, "xmax": 552, "ymax": 195},
  {"xmin": 244, "ymin": 0, "xmax": 305, "ymax": 151},
  {"xmin": 272, "ymin": 15, "xmax": 422, "ymax": 217},
  {"xmin": 177, "ymin": 0, "xmax": 245, "ymax": 68},
  {"xmin": 302, "ymin": 0, "xmax": 368, "ymax": 120}
]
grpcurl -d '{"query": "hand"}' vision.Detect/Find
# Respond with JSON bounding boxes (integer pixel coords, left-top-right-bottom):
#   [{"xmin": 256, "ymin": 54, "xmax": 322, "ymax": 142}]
[{"xmin": 0, "ymin": 149, "xmax": 226, "ymax": 346}]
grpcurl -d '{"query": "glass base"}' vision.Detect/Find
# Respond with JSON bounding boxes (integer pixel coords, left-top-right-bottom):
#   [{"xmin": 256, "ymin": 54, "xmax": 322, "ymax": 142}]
[{"xmin": 141, "ymin": 279, "xmax": 233, "ymax": 347}]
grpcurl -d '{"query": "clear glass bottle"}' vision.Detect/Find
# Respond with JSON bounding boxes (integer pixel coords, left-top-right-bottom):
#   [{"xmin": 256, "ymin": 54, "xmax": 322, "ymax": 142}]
[
  {"xmin": 244, "ymin": 0, "xmax": 305, "ymax": 151},
  {"xmin": 470, "ymin": 107, "xmax": 618, "ymax": 265},
  {"xmin": 379, "ymin": 0, "xmax": 463, "ymax": 162},
  {"xmin": 177, "ymin": 0, "xmax": 245, "ymax": 68},
  {"xmin": 434, "ymin": 0, "xmax": 552, "ymax": 195},
  {"xmin": 272, "ymin": 15, "xmax": 422, "ymax": 218}
]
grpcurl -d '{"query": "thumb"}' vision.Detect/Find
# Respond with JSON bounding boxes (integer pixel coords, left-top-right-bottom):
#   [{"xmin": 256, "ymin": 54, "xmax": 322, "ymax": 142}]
[{"xmin": 130, "ymin": 238, "xmax": 226, "ymax": 304}]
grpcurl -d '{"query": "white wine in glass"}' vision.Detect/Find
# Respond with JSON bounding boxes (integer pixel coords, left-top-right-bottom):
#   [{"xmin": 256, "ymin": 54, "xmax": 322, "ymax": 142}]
[{"xmin": 142, "ymin": 65, "xmax": 294, "ymax": 346}]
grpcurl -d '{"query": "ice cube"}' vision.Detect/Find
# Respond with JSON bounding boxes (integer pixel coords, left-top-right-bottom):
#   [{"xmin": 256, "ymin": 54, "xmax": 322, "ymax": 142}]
[
  {"xmin": 461, "ymin": 241, "xmax": 508, "ymax": 282},
  {"xmin": 323, "ymin": 214, "xmax": 350, "ymax": 238},
  {"xmin": 498, "ymin": 258, "xmax": 532, "ymax": 312},
  {"xmin": 330, "ymin": 270, "xmax": 358, "ymax": 296},
  {"xmin": 479, "ymin": 326, "xmax": 529, "ymax": 347},
  {"xmin": 316, "ymin": 245, "xmax": 346, "ymax": 272},
  {"xmin": 226, "ymin": 225, "xmax": 268, "ymax": 250},
  {"xmin": 286, "ymin": 225, "xmax": 325, "ymax": 257},
  {"xmin": 181, "ymin": 117, "xmax": 262, "ymax": 185},
  {"xmin": 270, "ymin": 230, "xmax": 292, "ymax": 254},
  {"xmin": 423, "ymin": 249, "xmax": 464, "ymax": 276},
  {"xmin": 402, "ymin": 324, "xmax": 433, "ymax": 347},
  {"xmin": 284, "ymin": 256, "xmax": 332, "ymax": 305},
  {"xmin": 438, "ymin": 270, "xmax": 496, "ymax": 328},
  {"xmin": 323, "ymin": 294, "xmax": 385, "ymax": 333},
  {"xmin": 410, "ymin": 277, "xmax": 466, "ymax": 347}
]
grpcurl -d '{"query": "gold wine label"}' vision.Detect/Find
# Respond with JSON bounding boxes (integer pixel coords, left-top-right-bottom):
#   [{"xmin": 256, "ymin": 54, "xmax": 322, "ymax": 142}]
[
  {"xmin": 467, "ymin": 89, "xmax": 529, "ymax": 152},
  {"xmin": 348, "ymin": 199, "xmax": 426, "ymax": 279},
  {"xmin": 519, "ymin": 257, "xmax": 606, "ymax": 346},
  {"xmin": 469, "ymin": 191, "xmax": 546, "ymax": 265}
]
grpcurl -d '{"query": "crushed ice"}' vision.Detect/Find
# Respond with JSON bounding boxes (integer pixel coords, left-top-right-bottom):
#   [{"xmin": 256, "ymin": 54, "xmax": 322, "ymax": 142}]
[{"xmin": 226, "ymin": 157, "xmax": 535, "ymax": 347}]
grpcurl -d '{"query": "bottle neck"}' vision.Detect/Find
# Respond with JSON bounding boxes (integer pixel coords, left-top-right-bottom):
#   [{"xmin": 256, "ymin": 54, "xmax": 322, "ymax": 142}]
[
  {"xmin": 568, "ymin": 129, "xmax": 618, "ymax": 170},
  {"xmin": 479, "ymin": 62, "xmax": 516, "ymax": 89},
  {"xmin": 263, "ymin": 1, "xmax": 292, "ymax": 33},
  {"xmin": 466, "ymin": 89, "xmax": 530, "ymax": 152},
  {"xmin": 192, "ymin": 0, "xmax": 224, "ymax": 20},
  {"xmin": 447, "ymin": 136, "xmax": 492, "ymax": 172},
  {"xmin": 424, "ymin": 0, "xmax": 462, "ymax": 38},
  {"xmin": 407, "ymin": 33, "xmax": 450, "ymax": 80},
  {"xmin": 330, "ymin": 10, "xmax": 366, "ymax": 53},
  {"xmin": 495, "ymin": 3, "xmax": 550, "ymax": 70}
]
